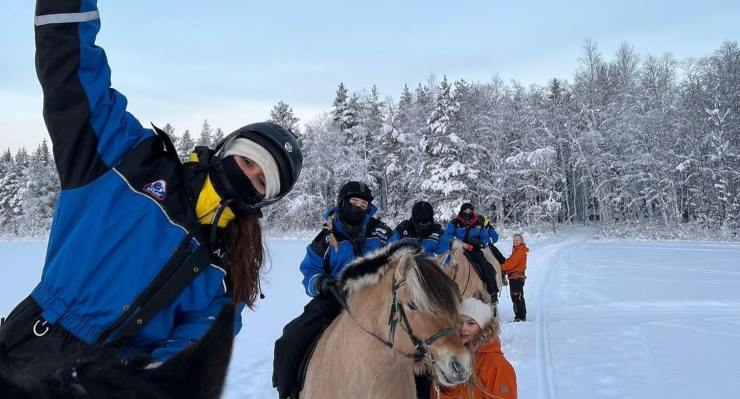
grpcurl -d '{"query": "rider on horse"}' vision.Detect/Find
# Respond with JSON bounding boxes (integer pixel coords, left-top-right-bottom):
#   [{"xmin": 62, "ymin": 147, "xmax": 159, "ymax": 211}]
[
  {"xmin": 272, "ymin": 181, "xmax": 393, "ymax": 399},
  {"xmin": 391, "ymin": 200, "xmax": 450, "ymax": 257},
  {"xmin": 443, "ymin": 203, "xmax": 499, "ymax": 302}
]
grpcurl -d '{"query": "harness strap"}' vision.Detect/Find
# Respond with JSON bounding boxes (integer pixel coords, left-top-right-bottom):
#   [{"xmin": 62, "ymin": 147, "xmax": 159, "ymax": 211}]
[{"xmin": 99, "ymin": 238, "xmax": 211, "ymax": 346}]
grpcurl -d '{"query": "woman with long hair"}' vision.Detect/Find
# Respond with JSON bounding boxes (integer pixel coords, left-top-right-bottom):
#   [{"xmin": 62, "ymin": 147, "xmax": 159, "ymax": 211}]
[{"xmin": 0, "ymin": 0, "xmax": 302, "ymax": 371}]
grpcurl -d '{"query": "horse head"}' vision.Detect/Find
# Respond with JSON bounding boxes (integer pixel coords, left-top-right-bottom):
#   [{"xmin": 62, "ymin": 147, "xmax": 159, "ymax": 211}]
[
  {"xmin": 340, "ymin": 242, "xmax": 472, "ymax": 387},
  {"xmin": 0, "ymin": 304, "xmax": 236, "ymax": 399}
]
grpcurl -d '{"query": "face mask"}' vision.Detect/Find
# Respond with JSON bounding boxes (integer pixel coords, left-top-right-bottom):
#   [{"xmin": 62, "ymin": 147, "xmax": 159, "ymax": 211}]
[
  {"xmin": 341, "ymin": 201, "xmax": 367, "ymax": 225},
  {"xmin": 413, "ymin": 220, "xmax": 433, "ymax": 234},
  {"xmin": 219, "ymin": 156, "xmax": 264, "ymax": 206}
]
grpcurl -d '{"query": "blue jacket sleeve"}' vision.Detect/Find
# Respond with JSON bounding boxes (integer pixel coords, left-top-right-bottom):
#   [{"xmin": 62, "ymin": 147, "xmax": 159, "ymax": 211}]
[
  {"xmin": 150, "ymin": 294, "xmax": 244, "ymax": 362},
  {"xmin": 300, "ymin": 248, "xmax": 325, "ymax": 297},
  {"xmin": 35, "ymin": 0, "xmax": 153, "ymax": 188},
  {"xmin": 479, "ymin": 225, "xmax": 490, "ymax": 248},
  {"xmin": 435, "ymin": 229, "xmax": 450, "ymax": 255},
  {"xmin": 489, "ymin": 227, "xmax": 499, "ymax": 244},
  {"xmin": 442, "ymin": 222, "xmax": 456, "ymax": 244}
]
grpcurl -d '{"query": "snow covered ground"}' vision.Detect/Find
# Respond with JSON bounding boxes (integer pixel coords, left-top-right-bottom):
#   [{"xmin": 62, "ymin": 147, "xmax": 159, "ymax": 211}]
[{"xmin": 2, "ymin": 234, "xmax": 740, "ymax": 399}]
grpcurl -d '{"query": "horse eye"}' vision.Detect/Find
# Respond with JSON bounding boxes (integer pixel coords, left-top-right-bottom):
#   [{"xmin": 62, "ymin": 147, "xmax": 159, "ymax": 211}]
[{"xmin": 407, "ymin": 302, "xmax": 418, "ymax": 311}]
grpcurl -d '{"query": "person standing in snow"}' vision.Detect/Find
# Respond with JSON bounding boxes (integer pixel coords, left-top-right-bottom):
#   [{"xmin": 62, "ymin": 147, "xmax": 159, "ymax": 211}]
[
  {"xmin": 501, "ymin": 234, "xmax": 528, "ymax": 321},
  {"xmin": 443, "ymin": 203, "xmax": 499, "ymax": 301},
  {"xmin": 391, "ymin": 200, "xmax": 450, "ymax": 257},
  {"xmin": 431, "ymin": 297, "xmax": 517, "ymax": 399},
  {"xmin": 0, "ymin": 0, "xmax": 302, "ymax": 372},
  {"xmin": 272, "ymin": 181, "xmax": 393, "ymax": 399}
]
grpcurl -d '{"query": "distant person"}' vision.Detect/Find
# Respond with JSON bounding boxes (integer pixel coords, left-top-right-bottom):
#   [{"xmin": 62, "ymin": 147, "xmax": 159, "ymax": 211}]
[
  {"xmin": 391, "ymin": 201, "xmax": 449, "ymax": 257},
  {"xmin": 443, "ymin": 203, "xmax": 499, "ymax": 301},
  {"xmin": 432, "ymin": 297, "xmax": 517, "ymax": 399},
  {"xmin": 501, "ymin": 234, "xmax": 528, "ymax": 321},
  {"xmin": 272, "ymin": 181, "xmax": 393, "ymax": 399}
]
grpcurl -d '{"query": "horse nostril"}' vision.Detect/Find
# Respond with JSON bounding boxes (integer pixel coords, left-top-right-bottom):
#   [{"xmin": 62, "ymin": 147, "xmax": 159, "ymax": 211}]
[{"xmin": 451, "ymin": 359, "xmax": 462, "ymax": 376}]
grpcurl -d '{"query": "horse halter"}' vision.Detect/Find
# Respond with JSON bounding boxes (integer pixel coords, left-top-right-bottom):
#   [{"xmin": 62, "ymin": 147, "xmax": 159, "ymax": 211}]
[
  {"xmin": 331, "ymin": 274, "xmax": 458, "ymax": 364},
  {"xmin": 386, "ymin": 275, "xmax": 458, "ymax": 363}
]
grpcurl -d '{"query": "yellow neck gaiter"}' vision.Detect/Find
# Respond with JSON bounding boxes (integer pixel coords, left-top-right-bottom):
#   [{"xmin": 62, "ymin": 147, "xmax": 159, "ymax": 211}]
[{"xmin": 196, "ymin": 176, "xmax": 236, "ymax": 228}]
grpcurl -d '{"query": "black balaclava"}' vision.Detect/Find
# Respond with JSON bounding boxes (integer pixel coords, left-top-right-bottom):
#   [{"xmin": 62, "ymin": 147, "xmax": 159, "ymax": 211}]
[
  {"xmin": 340, "ymin": 199, "xmax": 367, "ymax": 226},
  {"xmin": 459, "ymin": 202, "xmax": 475, "ymax": 223},
  {"xmin": 216, "ymin": 156, "xmax": 264, "ymax": 206},
  {"xmin": 336, "ymin": 181, "xmax": 373, "ymax": 227},
  {"xmin": 411, "ymin": 201, "xmax": 434, "ymax": 235}
]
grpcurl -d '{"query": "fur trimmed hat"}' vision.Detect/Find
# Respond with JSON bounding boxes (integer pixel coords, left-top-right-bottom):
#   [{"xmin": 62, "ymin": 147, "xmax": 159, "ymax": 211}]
[{"xmin": 460, "ymin": 297, "xmax": 493, "ymax": 328}]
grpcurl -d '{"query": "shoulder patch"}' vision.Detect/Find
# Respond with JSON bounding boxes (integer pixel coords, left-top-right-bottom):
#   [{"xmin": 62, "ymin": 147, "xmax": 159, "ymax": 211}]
[{"xmin": 143, "ymin": 179, "xmax": 167, "ymax": 201}]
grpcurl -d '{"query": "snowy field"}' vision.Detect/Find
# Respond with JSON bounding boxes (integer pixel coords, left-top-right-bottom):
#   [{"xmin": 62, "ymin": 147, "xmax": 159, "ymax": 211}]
[{"xmin": 2, "ymin": 234, "xmax": 740, "ymax": 399}]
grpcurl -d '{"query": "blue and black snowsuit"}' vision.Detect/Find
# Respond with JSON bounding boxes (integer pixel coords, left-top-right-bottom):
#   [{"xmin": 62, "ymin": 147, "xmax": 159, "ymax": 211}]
[
  {"xmin": 0, "ymin": 0, "xmax": 242, "ymax": 366},
  {"xmin": 391, "ymin": 219, "xmax": 449, "ymax": 257},
  {"xmin": 444, "ymin": 215, "xmax": 499, "ymax": 299},
  {"xmin": 273, "ymin": 205, "xmax": 392, "ymax": 398}
]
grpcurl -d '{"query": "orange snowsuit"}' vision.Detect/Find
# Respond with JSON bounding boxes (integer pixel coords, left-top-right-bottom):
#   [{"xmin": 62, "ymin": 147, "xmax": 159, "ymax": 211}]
[
  {"xmin": 432, "ymin": 338, "xmax": 517, "ymax": 399},
  {"xmin": 500, "ymin": 243, "xmax": 528, "ymax": 280}
]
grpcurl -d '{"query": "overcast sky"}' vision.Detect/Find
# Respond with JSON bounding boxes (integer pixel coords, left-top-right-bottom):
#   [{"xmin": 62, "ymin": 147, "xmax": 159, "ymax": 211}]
[{"xmin": 1, "ymin": 0, "xmax": 738, "ymax": 152}]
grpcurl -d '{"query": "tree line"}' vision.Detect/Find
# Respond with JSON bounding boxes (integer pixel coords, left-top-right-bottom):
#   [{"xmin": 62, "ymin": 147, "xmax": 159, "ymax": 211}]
[{"xmin": 1, "ymin": 40, "xmax": 738, "ymax": 238}]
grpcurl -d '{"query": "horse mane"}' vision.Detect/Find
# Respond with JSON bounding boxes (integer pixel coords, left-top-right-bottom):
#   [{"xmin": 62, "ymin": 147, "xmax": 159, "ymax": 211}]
[
  {"xmin": 339, "ymin": 241, "xmax": 461, "ymax": 321},
  {"xmin": 339, "ymin": 241, "xmax": 421, "ymax": 290}
]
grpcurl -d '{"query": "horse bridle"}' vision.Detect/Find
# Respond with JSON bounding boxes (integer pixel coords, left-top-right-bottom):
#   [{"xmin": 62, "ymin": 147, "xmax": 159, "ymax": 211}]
[{"xmin": 330, "ymin": 274, "xmax": 458, "ymax": 363}]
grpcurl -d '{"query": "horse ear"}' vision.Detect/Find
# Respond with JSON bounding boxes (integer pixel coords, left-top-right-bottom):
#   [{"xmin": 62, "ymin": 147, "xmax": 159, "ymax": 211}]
[
  {"xmin": 0, "ymin": 373, "xmax": 31, "ymax": 399},
  {"xmin": 395, "ymin": 248, "xmax": 417, "ymax": 279},
  {"xmin": 152, "ymin": 303, "xmax": 236, "ymax": 399}
]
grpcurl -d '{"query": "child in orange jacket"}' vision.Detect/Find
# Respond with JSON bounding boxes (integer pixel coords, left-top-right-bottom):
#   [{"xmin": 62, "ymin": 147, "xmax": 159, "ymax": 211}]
[
  {"xmin": 432, "ymin": 297, "xmax": 517, "ymax": 399},
  {"xmin": 500, "ymin": 234, "xmax": 528, "ymax": 322}
]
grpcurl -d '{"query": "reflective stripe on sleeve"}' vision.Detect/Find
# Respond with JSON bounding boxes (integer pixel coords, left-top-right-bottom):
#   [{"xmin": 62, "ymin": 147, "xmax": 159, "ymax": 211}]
[{"xmin": 35, "ymin": 11, "xmax": 100, "ymax": 26}]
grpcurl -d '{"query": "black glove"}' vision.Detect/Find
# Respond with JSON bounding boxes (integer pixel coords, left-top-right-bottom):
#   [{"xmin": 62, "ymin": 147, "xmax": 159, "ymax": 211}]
[
  {"xmin": 315, "ymin": 274, "xmax": 337, "ymax": 297},
  {"xmin": 467, "ymin": 237, "xmax": 483, "ymax": 249}
]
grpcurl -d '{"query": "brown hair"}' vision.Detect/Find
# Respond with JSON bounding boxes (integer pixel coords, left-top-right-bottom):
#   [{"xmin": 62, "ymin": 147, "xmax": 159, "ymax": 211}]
[{"xmin": 223, "ymin": 213, "xmax": 265, "ymax": 308}]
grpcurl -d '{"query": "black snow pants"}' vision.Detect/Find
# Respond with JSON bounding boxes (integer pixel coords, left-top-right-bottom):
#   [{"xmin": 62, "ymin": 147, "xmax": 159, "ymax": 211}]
[
  {"xmin": 0, "ymin": 296, "xmax": 92, "ymax": 378},
  {"xmin": 509, "ymin": 278, "xmax": 527, "ymax": 321},
  {"xmin": 464, "ymin": 249, "xmax": 499, "ymax": 300},
  {"xmin": 272, "ymin": 294, "xmax": 342, "ymax": 399}
]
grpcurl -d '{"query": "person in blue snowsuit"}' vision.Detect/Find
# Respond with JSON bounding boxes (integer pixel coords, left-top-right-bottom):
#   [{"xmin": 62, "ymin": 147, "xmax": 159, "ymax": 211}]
[
  {"xmin": 391, "ymin": 200, "xmax": 449, "ymax": 257},
  {"xmin": 273, "ymin": 181, "xmax": 393, "ymax": 399},
  {"xmin": 443, "ymin": 203, "xmax": 499, "ymax": 301},
  {"xmin": 0, "ymin": 0, "xmax": 302, "ymax": 370}
]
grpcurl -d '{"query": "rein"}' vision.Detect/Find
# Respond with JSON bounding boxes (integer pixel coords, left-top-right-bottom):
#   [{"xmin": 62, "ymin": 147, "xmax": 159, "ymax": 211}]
[{"xmin": 329, "ymin": 275, "xmax": 457, "ymax": 364}]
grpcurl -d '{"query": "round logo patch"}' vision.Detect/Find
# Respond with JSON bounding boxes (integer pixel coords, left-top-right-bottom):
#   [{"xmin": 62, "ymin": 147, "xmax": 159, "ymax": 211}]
[{"xmin": 284, "ymin": 142, "xmax": 294, "ymax": 152}]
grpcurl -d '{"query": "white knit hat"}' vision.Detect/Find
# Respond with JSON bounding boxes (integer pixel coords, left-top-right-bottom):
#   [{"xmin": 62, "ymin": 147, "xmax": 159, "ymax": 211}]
[
  {"xmin": 224, "ymin": 138, "xmax": 281, "ymax": 200},
  {"xmin": 460, "ymin": 297, "xmax": 493, "ymax": 328}
]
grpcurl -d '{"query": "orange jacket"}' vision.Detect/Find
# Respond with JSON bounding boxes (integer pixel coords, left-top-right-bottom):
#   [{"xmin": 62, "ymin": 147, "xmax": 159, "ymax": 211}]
[
  {"xmin": 500, "ymin": 243, "xmax": 528, "ymax": 280},
  {"xmin": 432, "ymin": 338, "xmax": 517, "ymax": 399}
]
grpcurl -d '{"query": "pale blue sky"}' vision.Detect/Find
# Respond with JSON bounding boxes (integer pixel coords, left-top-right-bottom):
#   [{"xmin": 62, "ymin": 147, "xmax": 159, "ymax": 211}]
[{"xmin": 1, "ymin": 0, "xmax": 738, "ymax": 152}]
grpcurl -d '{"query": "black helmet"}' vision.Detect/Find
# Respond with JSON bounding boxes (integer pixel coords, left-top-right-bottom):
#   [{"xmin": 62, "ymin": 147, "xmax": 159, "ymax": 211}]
[
  {"xmin": 337, "ymin": 181, "xmax": 373, "ymax": 205},
  {"xmin": 213, "ymin": 122, "xmax": 303, "ymax": 208},
  {"xmin": 411, "ymin": 201, "xmax": 434, "ymax": 224}
]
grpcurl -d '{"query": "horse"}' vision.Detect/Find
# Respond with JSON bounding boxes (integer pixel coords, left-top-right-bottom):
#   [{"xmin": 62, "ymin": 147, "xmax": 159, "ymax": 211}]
[
  {"xmin": 0, "ymin": 304, "xmax": 236, "ymax": 399},
  {"xmin": 300, "ymin": 242, "xmax": 472, "ymax": 399},
  {"xmin": 437, "ymin": 241, "xmax": 502, "ymax": 302}
]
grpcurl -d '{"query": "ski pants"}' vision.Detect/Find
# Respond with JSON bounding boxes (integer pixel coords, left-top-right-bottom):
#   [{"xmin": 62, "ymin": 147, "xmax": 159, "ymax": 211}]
[
  {"xmin": 509, "ymin": 278, "xmax": 527, "ymax": 320},
  {"xmin": 0, "ymin": 296, "xmax": 92, "ymax": 379},
  {"xmin": 272, "ymin": 294, "xmax": 342, "ymax": 399},
  {"xmin": 465, "ymin": 249, "xmax": 499, "ymax": 300}
]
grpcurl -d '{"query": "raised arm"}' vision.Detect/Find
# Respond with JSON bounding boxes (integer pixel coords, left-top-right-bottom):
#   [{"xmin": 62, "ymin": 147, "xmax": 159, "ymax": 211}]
[{"xmin": 35, "ymin": 0, "xmax": 152, "ymax": 188}]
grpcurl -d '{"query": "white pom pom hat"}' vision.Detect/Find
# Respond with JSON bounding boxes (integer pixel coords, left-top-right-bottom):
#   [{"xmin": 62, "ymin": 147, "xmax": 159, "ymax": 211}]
[{"xmin": 460, "ymin": 297, "xmax": 493, "ymax": 328}]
